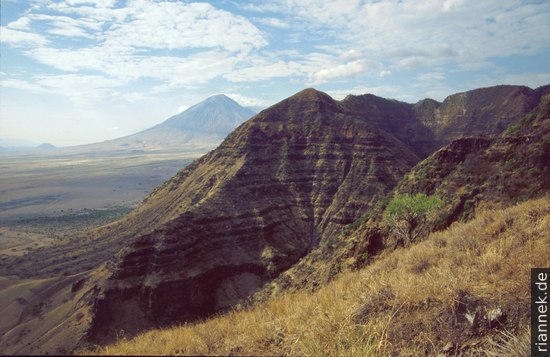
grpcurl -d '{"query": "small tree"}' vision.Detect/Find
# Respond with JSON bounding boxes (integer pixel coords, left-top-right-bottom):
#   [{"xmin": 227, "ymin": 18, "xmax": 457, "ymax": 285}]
[{"xmin": 384, "ymin": 193, "xmax": 443, "ymax": 246}]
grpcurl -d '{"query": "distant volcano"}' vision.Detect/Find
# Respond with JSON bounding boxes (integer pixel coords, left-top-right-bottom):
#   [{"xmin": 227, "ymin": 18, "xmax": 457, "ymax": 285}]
[
  {"xmin": 36, "ymin": 143, "xmax": 57, "ymax": 150},
  {"xmin": 153, "ymin": 94, "xmax": 256, "ymax": 135},
  {"xmin": 75, "ymin": 94, "xmax": 256, "ymax": 153}
]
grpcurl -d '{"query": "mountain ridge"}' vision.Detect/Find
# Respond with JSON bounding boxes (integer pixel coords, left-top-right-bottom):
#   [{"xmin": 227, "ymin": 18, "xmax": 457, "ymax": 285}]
[{"xmin": 84, "ymin": 87, "xmax": 422, "ymax": 344}]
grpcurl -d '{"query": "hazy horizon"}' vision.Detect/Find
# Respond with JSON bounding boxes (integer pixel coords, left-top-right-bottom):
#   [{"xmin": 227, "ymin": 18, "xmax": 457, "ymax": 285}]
[{"xmin": 1, "ymin": 0, "xmax": 550, "ymax": 146}]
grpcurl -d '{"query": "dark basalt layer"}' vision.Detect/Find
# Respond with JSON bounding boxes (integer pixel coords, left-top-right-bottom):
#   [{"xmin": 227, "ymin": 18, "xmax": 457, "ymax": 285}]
[
  {"xmin": 396, "ymin": 85, "xmax": 550, "ymax": 222},
  {"xmin": 248, "ymin": 85, "xmax": 550, "ymax": 302}
]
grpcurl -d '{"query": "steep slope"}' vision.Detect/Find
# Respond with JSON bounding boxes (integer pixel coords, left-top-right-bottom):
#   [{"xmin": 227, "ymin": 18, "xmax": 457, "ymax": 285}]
[
  {"xmin": 417, "ymin": 85, "xmax": 539, "ymax": 144},
  {"xmin": 251, "ymin": 84, "xmax": 550, "ymax": 299},
  {"xmin": 395, "ymin": 84, "xmax": 550, "ymax": 223},
  {"xmin": 86, "ymin": 197, "xmax": 550, "ymax": 356},
  {"xmin": 84, "ymin": 88, "xmax": 421, "ymax": 344}
]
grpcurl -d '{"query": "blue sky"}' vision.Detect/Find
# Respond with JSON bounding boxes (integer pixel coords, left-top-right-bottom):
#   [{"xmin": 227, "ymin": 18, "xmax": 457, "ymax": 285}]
[{"xmin": 1, "ymin": 0, "xmax": 550, "ymax": 146}]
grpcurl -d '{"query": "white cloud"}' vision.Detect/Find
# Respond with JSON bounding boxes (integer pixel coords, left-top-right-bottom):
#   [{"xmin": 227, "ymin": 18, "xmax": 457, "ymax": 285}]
[
  {"xmin": 148, "ymin": 51, "xmax": 240, "ymax": 90},
  {"xmin": 0, "ymin": 27, "xmax": 48, "ymax": 46},
  {"xmin": 238, "ymin": 3, "xmax": 288, "ymax": 13},
  {"xmin": 309, "ymin": 60, "xmax": 365, "ymax": 85},
  {"xmin": 281, "ymin": 0, "xmax": 550, "ymax": 68},
  {"xmin": 417, "ymin": 72, "xmax": 446, "ymax": 82},
  {"xmin": 7, "ymin": 17, "xmax": 31, "ymax": 30},
  {"xmin": 379, "ymin": 69, "xmax": 392, "ymax": 78},
  {"xmin": 65, "ymin": 0, "xmax": 117, "ymax": 7},
  {"xmin": 39, "ymin": 1, "xmax": 267, "ymax": 52},
  {"xmin": 28, "ymin": 14, "xmax": 103, "ymax": 39},
  {"xmin": 47, "ymin": 23, "xmax": 95, "ymax": 38},
  {"xmin": 4, "ymin": 1, "xmax": 272, "ymax": 92},
  {"xmin": 2, "ymin": 74, "xmax": 123, "ymax": 104},
  {"xmin": 224, "ymin": 57, "xmax": 304, "ymax": 82},
  {"xmin": 340, "ymin": 49, "xmax": 363, "ymax": 61},
  {"xmin": 98, "ymin": 1, "xmax": 266, "ymax": 53},
  {"xmin": 225, "ymin": 93, "xmax": 271, "ymax": 108},
  {"xmin": 443, "ymin": 0, "xmax": 463, "ymax": 12},
  {"xmin": 254, "ymin": 17, "xmax": 290, "ymax": 29},
  {"xmin": 1, "ymin": 79, "xmax": 43, "ymax": 92}
]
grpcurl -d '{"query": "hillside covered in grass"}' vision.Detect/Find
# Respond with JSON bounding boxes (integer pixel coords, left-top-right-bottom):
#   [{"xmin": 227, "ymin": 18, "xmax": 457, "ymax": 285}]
[{"xmin": 83, "ymin": 196, "xmax": 549, "ymax": 356}]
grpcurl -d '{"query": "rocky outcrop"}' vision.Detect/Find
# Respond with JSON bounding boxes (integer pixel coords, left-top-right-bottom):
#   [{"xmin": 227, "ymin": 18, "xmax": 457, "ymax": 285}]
[
  {"xmin": 421, "ymin": 85, "xmax": 538, "ymax": 141},
  {"xmin": 249, "ymin": 85, "xmax": 550, "ymax": 301},
  {"xmin": 396, "ymin": 85, "xmax": 550, "ymax": 222}
]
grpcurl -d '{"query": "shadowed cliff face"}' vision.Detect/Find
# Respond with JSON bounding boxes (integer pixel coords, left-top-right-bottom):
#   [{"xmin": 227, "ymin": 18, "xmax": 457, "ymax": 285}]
[
  {"xmin": 396, "ymin": 86, "xmax": 550, "ymax": 223},
  {"xmin": 419, "ymin": 85, "xmax": 539, "ymax": 141},
  {"xmin": 341, "ymin": 93, "xmax": 435, "ymax": 158},
  {"xmin": 247, "ymin": 85, "xmax": 550, "ymax": 302},
  {"xmin": 337, "ymin": 85, "xmax": 541, "ymax": 159},
  {"xmin": 86, "ymin": 89, "xmax": 421, "ymax": 343}
]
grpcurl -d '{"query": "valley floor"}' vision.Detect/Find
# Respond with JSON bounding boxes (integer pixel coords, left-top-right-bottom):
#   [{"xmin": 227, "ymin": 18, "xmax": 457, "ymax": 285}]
[
  {"xmin": 0, "ymin": 150, "xmax": 201, "ymax": 222},
  {"xmin": 0, "ymin": 150, "xmax": 200, "ymax": 277},
  {"xmin": 82, "ymin": 196, "xmax": 549, "ymax": 356}
]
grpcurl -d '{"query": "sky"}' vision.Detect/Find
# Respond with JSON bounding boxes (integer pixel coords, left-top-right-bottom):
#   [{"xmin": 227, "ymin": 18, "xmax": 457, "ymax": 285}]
[{"xmin": 1, "ymin": 0, "xmax": 550, "ymax": 146}]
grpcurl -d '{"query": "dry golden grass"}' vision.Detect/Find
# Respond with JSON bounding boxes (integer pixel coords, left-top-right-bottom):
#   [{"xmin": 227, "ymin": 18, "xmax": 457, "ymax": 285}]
[{"xmin": 83, "ymin": 196, "xmax": 550, "ymax": 356}]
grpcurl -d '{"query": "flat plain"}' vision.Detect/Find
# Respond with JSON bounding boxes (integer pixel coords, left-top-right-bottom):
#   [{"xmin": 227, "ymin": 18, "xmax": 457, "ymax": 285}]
[{"xmin": 0, "ymin": 149, "xmax": 201, "ymax": 255}]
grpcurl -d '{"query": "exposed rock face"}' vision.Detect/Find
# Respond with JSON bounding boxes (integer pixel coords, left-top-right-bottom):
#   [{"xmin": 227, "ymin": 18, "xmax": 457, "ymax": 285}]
[
  {"xmin": 420, "ymin": 85, "xmax": 538, "ymax": 140},
  {"xmin": 86, "ymin": 88, "xmax": 421, "ymax": 343},
  {"xmin": 250, "ymin": 85, "xmax": 550, "ymax": 301},
  {"xmin": 342, "ymin": 94, "xmax": 436, "ymax": 157},
  {"xmin": 338, "ymin": 85, "xmax": 541, "ymax": 158},
  {"xmin": 396, "ymin": 85, "xmax": 550, "ymax": 222}
]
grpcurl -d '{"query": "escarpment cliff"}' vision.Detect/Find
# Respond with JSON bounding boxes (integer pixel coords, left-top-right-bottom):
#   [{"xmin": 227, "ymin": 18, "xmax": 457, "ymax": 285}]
[
  {"xmin": 249, "ymin": 85, "xmax": 550, "ymax": 302},
  {"xmin": 86, "ymin": 88, "xmax": 421, "ymax": 343},
  {"xmin": 417, "ymin": 85, "xmax": 540, "ymax": 142},
  {"xmin": 396, "ymin": 85, "xmax": 550, "ymax": 222}
]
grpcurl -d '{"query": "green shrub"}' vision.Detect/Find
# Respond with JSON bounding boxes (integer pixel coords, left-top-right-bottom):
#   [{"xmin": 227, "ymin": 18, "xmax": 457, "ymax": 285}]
[{"xmin": 384, "ymin": 193, "xmax": 443, "ymax": 245}]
